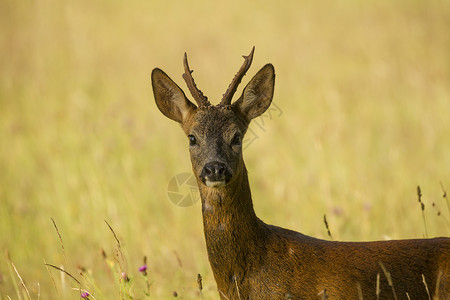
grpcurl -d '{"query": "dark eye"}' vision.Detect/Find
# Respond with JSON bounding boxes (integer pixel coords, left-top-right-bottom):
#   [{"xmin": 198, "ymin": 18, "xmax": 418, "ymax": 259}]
[
  {"xmin": 231, "ymin": 133, "xmax": 242, "ymax": 146},
  {"xmin": 188, "ymin": 134, "xmax": 197, "ymax": 146}
]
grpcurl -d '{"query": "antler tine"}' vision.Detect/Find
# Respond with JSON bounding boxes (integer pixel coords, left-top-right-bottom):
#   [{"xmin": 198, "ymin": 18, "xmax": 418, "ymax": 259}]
[
  {"xmin": 182, "ymin": 52, "xmax": 210, "ymax": 107},
  {"xmin": 220, "ymin": 46, "xmax": 255, "ymax": 106}
]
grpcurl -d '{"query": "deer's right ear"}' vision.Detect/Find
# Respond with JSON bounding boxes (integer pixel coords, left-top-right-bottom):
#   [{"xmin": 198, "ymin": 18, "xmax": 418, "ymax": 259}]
[{"xmin": 152, "ymin": 68, "xmax": 197, "ymax": 123}]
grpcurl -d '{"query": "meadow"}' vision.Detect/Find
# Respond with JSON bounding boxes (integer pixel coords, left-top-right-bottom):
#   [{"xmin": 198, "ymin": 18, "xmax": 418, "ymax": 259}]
[{"xmin": 1, "ymin": 0, "xmax": 449, "ymax": 299}]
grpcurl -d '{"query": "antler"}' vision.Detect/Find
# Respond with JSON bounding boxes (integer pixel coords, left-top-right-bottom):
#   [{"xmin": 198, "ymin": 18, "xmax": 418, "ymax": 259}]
[
  {"xmin": 220, "ymin": 46, "xmax": 255, "ymax": 106},
  {"xmin": 182, "ymin": 53, "xmax": 210, "ymax": 107}
]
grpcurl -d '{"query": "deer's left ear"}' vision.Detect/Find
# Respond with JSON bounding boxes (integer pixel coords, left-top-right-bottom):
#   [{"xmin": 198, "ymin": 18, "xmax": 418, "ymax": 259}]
[
  {"xmin": 233, "ymin": 64, "xmax": 275, "ymax": 121},
  {"xmin": 152, "ymin": 68, "xmax": 197, "ymax": 124}
]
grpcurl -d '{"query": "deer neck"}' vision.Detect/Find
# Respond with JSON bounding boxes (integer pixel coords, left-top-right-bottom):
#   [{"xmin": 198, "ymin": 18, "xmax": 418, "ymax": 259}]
[
  {"xmin": 197, "ymin": 165, "xmax": 263, "ymax": 288},
  {"xmin": 198, "ymin": 164, "xmax": 259, "ymax": 234}
]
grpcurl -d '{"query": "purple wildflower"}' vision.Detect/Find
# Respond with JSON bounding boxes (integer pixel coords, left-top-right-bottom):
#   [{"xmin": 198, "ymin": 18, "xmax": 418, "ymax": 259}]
[
  {"xmin": 139, "ymin": 264, "xmax": 148, "ymax": 276},
  {"xmin": 139, "ymin": 264, "xmax": 147, "ymax": 273},
  {"xmin": 121, "ymin": 272, "xmax": 130, "ymax": 282},
  {"xmin": 81, "ymin": 291, "xmax": 90, "ymax": 298}
]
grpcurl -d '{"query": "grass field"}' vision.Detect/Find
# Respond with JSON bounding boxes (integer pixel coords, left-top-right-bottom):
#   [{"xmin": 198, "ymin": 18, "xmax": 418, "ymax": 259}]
[{"xmin": 1, "ymin": 0, "xmax": 450, "ymax": 299}]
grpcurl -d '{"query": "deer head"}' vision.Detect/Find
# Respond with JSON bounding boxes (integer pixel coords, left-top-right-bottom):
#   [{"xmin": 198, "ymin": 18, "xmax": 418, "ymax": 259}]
[{"xmin": 152, "ymin": 47, "xmax": 275, "ymax": 188}]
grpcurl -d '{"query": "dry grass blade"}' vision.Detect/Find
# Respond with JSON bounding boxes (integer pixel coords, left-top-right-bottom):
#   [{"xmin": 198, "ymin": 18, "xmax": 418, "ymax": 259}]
[
  {"xmin": 11, "ymin": 262, "xmax": 31, "ymax": 300},
  {"xmin": 45, "ymin": 263, "xmax": 82, "ymax": 286},
  {"xmin": 433, "ymin": 270, "xmax": 443, "ymax": 300},
  {"xmin": 5, "ymin": 250, "xmax": 22, "ymax": 300},
  {"xmin": 417, "ymin": 186, "xmax": 428, "ymax": 237},
  {"xmin": 356, "ymin": 282, "xmax": 363, "ymax": 300},
  {"xmin": 440, "ymin": 182, "xmax": 450, "ymax": 217},
  {"xmin": 50, "ymin": 217, "xmax": 67, "ymax": 267},
  {"xmin": 219, "ymin": 291, "xmax": 230, "ymax": 300},
  {"xmin": 323, "ymin": 214, "xmax": 333, "ymax": 240},
  {"xmin": 376, "ymin": 273, "xmax": 380, "ymax": 300},
  {"xmin": 234, "ymin": 275, "xmax": 242, "ymax": 300},
  {"xmin": 197, "ymin": 273, "xmax": 203, "ymax": 300},
  {"xmin": 104, "ymin": 220, "xmax": 126, "ymax": 263},
  {"xmin": 105, "ymin": 220, "xmax": 121, "ymax": 247},
  {"xmin": 379, "ymin": 262, "xmax": 398, "ymax": 300},
  {"xmin": 422, "ymin": 274, "xmax": 431, "ymax": 300},
  {"xmin": 43, "ymin": 259, "xmax": 59, "ymax": 295},
  {"xmin": 50, "ymin": 218, "xmax": 65, "ymax": 255},
  {"xmin": 173, "ymin": 250, "xmax": 183, "ymax": 268}
]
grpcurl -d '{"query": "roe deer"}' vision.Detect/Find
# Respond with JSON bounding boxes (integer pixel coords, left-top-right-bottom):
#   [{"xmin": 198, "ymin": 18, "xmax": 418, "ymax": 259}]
[{"xmin": 151, "ymin": 47, "xmax": 449, "ymax": 299}]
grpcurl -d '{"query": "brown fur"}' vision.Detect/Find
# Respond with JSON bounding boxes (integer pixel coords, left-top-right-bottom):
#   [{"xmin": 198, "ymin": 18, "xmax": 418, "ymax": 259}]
[{"xmin": 152, "ymin": 50, "xmax": 449, "ymax": 299}]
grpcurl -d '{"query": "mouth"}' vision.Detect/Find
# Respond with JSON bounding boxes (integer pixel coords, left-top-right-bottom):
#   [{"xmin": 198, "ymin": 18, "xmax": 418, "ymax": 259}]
[{"xmin": 205, "ymin": 180, "xmax": 226, "ymax": 188}]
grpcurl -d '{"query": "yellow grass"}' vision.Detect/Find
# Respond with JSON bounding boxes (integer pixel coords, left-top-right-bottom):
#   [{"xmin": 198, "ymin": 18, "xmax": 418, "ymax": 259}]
[{"xmin": 1, "ymin": 0, "xmax": 449, "ymax": 298}]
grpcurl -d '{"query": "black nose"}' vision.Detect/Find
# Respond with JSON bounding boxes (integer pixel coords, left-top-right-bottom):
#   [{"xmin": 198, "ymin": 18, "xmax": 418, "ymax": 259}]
[
  {"xmin": 201, "ymin": 161, "xmax": 230, "ymax": 183},
  {"xmin": 203, "ymin": 162, "xmax": 226, "ymax": 177}
]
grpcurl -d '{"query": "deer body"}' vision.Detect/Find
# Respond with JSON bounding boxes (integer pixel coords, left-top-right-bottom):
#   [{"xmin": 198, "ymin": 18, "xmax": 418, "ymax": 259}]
[
  {"xmin": 152, "ymin": 48, "xmax": 449, "ymax": 299},
  {"xmin": 199, "ymin": 168, "xmax": 449, "ymax": 299}
]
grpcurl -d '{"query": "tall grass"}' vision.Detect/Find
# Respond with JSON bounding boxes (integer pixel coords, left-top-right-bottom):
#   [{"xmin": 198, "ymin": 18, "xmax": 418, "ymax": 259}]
[{"xmin": 1, "ymin": 0, "xmax": 449, "ymax": 298}]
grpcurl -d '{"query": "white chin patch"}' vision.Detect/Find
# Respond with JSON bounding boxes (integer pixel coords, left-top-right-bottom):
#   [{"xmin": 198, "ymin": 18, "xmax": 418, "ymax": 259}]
[{"xmin": 205, "ymin": 180, "xmax": 226, "ymax": 187}]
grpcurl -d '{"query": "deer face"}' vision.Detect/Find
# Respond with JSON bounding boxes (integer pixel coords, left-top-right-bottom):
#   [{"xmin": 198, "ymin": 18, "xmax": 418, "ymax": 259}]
[
  {"xmin": 183, "ymin": 106, "xmax": 246, "ymax": 187},
  {"xmin": 152, "ymin": 49, "xmax": 275, "ymax": 188}
]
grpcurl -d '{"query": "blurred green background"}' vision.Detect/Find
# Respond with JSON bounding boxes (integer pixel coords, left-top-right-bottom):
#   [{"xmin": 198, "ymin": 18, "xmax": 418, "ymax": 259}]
[{"xmin": 1, "ymin": 0, "xmax": 449, "ymax": 299}]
